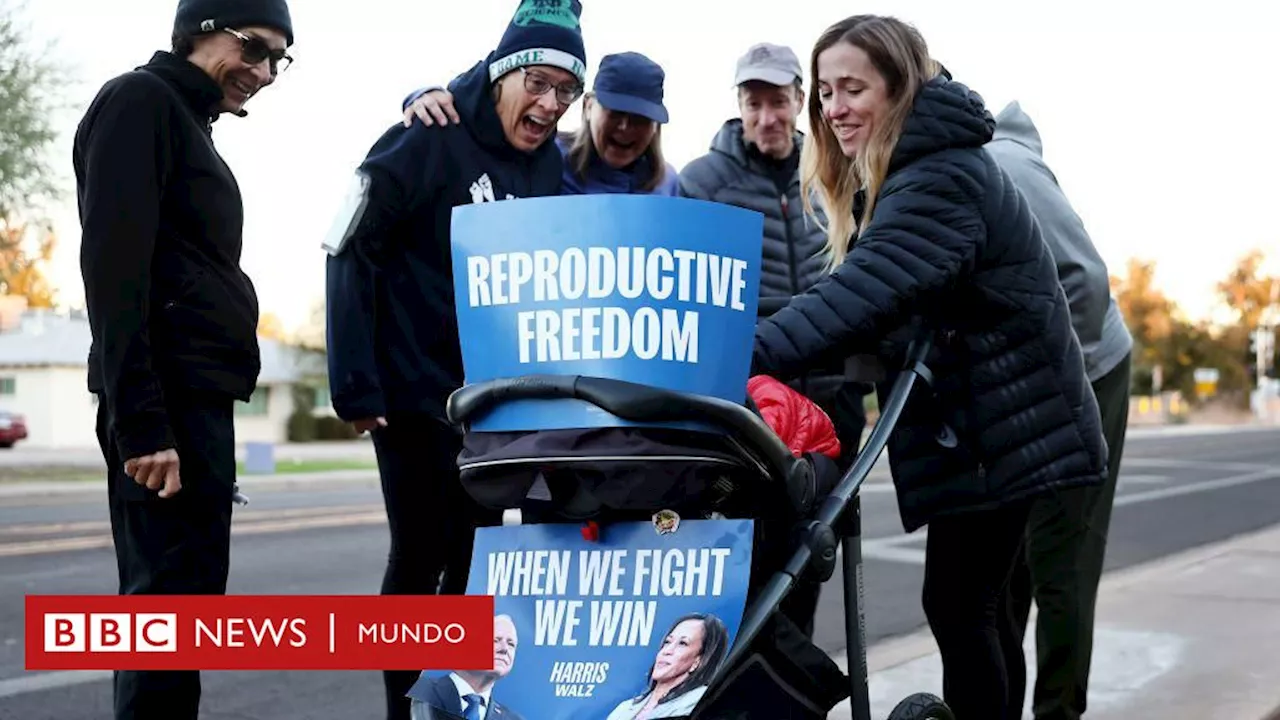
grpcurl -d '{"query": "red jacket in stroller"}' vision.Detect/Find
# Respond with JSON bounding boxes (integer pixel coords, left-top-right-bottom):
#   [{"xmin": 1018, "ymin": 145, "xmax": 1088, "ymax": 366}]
[{"xmin": 747, "ymin": 375, "xmax": 841, "ymax": 460}]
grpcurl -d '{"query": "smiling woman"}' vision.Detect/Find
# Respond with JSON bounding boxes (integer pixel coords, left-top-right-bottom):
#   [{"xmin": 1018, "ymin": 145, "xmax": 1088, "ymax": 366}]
[
  {"xmin": 172, "ymin": 0, "xmax": 295, "ymax": 116},
  {"xmin": 71, "ymin": 0, "xmax": 296, "ymax": 718}
]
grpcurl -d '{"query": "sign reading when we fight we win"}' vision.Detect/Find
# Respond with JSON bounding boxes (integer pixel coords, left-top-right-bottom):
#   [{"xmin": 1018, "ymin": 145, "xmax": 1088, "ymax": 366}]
[
  {"xmin": 450, "ymin": 195, "xmax": 764, "ymax": 432},
  {"xmin": 406, "ymin": 518, "xmax": 755, "ymax": 720}
]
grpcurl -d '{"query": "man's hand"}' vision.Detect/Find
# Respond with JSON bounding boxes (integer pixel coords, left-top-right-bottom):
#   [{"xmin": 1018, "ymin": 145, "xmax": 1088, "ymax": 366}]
[
  {"xmin": 124, "ymin": 449, "xmax": 182, "ymax": 498},
  {"xmin": 403, "ymin": 89, "xmax": 459, "ymax": 128},
  {"xmin": 352, "ymin": 416, "xmax": 387, "ymax": 434}
]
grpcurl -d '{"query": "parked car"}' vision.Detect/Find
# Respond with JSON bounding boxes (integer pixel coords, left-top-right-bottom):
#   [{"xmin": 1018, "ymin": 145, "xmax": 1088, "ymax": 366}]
[{"xmin": 0, "ymin": 410, "xmax": 28, "ymax": 448}]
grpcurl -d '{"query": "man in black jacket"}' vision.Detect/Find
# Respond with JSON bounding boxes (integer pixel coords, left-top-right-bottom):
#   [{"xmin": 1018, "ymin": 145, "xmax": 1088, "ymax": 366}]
[
  {"xmin": 678, "ymin": 43, "xmax": 871, "ymax": 471},
  {"xmin": 323, "ymin": 2, "xmax": 585, "ymax": 717},
  {"xmin": 73, "ymin": 1, "xmax": 293, "ymax": 718},
  {"xmin": 677, "ymin": 41, "xmax": 870, "ymax": 639}
]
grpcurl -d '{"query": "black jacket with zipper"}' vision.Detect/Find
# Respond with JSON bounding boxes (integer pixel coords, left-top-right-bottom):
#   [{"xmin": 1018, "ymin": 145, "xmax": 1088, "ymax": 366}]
[
  {"xmin": 74, "ymin": 51, "xmax": 261, "ymax": 463},
  {"xmin": 751, "ymin": 76, "xmax": 1108, "ymax": 532},
  {"xmin": 324, "ymin": 57, "xmax": 566, "ymax": 423}
]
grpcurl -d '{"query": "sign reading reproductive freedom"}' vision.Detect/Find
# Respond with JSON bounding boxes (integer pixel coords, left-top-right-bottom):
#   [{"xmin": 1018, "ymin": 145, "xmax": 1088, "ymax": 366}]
[
  {"xmin": 451, "ymin": 195, "xmax": 763, "ymax": 432},
  {"xmin": 406, "ymin": 517, "xmax": 754, "ymax": 720}
]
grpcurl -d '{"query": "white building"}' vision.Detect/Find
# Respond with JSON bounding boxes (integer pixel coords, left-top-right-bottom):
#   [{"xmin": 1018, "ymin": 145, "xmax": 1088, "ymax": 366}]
[{"xmin": 0, "ymin": 302, "xmax": 328, "ymax": 449}]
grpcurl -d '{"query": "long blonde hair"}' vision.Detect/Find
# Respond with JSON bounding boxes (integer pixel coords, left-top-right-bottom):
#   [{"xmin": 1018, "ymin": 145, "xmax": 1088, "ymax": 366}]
[{"xmin": 799, "ymin": 15, "xmax": 941, "ymax": 270}]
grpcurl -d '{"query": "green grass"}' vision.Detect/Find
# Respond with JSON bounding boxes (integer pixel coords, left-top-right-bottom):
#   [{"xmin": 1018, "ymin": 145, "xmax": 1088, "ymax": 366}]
[
  {"xmin": 0, "ymin": 459, "xmax": 377, "ymax": 483},
  {"xmin": 236, "ymin": 458, "xmax": 378, "ymax": 475},
  {"xmin": 0, "ymin": 466, "xmax": 101, "ymax": 483}
]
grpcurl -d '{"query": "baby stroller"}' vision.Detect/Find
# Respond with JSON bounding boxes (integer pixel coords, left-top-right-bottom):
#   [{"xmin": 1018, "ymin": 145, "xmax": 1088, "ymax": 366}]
[{"xmin": 445, "ymin": 330, "xmax": 953, "ymax": 720}]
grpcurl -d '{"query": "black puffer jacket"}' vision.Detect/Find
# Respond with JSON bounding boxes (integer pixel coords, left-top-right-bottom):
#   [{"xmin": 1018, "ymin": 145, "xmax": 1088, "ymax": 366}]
[{"xmin": 752, "ymin": 76, "xmax": 1107, "ymax": 532}]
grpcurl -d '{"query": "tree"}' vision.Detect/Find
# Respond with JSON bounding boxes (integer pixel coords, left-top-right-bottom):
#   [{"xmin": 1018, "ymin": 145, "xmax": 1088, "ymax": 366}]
[
  {"xmin": 1216, "ymin": 249, "xmax": 1279, "ymax": 330},
  {"xmin": 0, "ymin": 1, "xmax": 66, "ymax": 307},
  {"xmin": 0, "ymin": 215, "xmax": 55, "ymax": 307},
  {"xmin": 1112, "ymin": 252, "xmax": 1278, "ymax": 403},
  {"xmin": 293, "ymin": 298, "xmax": 326, "ymax": 352},
  {"xmin": 0, "ymin": 2, "xmax": 61, "ymax": 216},
  {"xmin": 1111, "ymin": 258, "xmax": 1181, "ymax": 392},
  {"xmin": 1216, "ymin": 249, "xmax": 1279, "ymax": 390},
  {"xmin": 257, "ymin": 311, "xmax": 287, "ymax": 341}
]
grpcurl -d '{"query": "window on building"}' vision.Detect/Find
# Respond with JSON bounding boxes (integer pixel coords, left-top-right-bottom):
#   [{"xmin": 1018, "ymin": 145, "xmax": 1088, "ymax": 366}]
[
  {"xmin": 312, "ymin": 385, "xmax": 332, "ymax": 410},
  {"xmin": 235, "ymin": 387, "xmax": 271, "ymax": 416},
  {"xmin": 0, "ymin": 377, "xmax": 14, "ymax": 395}
]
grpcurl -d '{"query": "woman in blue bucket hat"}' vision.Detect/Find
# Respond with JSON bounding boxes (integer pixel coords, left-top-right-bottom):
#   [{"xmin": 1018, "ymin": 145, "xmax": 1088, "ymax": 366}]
[{"xmin": 402, "ymin": 51, "xmax": 679, "ymax": 195}]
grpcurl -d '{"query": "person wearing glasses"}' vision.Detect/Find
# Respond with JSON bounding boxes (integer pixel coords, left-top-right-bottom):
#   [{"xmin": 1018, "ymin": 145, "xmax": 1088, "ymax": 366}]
[
  {"xmin": 402, "ymin": 51, "xmax": 678, "ymax": 196},
  {"xmin": 322, "ymin": 2, "xmax": 586, "ymax": 718},
  {"xmin": 71, "ymin": 1, "xmax": 293, "ymax": 718}
]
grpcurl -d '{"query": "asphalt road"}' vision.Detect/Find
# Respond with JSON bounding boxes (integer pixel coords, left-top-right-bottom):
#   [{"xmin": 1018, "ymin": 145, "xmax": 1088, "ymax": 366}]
[{"xmin": 1, "ymin": 426, "xmax": 1278, "ymax": 719}]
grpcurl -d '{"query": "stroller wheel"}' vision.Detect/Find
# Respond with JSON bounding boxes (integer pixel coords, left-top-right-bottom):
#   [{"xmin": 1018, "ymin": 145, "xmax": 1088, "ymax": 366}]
[{"xmin": 885, "ymin": 692, "xmax": 953, "ymax": 720}]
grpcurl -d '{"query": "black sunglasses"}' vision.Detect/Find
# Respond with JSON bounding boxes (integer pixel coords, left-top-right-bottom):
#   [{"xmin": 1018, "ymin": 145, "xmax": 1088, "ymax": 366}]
[{"xmin": 223, "ymin": 28, "xmax": 292, "ymax": 75}]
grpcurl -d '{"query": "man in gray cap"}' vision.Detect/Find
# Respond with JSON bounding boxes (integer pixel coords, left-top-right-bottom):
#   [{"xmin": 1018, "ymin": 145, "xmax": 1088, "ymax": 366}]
[{"xmin": 679, "ymin": 42, "xmax": 872, "ymax": 636}]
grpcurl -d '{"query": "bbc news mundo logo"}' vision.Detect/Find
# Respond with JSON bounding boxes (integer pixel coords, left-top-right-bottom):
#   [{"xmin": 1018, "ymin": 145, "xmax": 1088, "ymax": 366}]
[{"xmin": 44, "ymin": 613, "xmax": 178, "ymax": 653}]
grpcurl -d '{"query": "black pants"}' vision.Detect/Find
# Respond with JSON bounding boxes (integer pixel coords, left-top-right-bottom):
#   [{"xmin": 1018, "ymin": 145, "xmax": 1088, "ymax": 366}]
[
  {"xmin": 922, "ymin": 499, "xmax": 1032, "ymax": 720},
  {"xmin": 1006, "ymin": 353, "xmax": 1132, "ymax": 719},
  {"xmin": 97, "ymin": 390, "xmax": 236, "ymax": 720},
  {"xmin": 371, "ymin": 415, "xmax": 502, "ymax": 720}
]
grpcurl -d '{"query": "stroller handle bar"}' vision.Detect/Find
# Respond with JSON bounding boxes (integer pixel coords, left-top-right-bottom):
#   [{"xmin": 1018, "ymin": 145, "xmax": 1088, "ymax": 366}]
[{"xmin": 446, "ymin": 374, "xmax": 806, "ymax": 487}]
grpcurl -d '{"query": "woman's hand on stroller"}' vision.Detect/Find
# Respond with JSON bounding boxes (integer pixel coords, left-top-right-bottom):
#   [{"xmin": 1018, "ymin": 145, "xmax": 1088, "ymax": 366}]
[
  {"xmin": 351, "ymin": 416, "xmax": 387, "ymax": 434},
  {"xmin": 746, "ymin": 376, "xmax": 840, "ymax": 460}
]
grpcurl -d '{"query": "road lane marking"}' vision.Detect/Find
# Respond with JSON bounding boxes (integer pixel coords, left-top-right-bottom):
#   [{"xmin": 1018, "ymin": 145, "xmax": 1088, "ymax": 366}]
[
  {"xmin": 1119, "ymin": 474, "xmax": 1169, "ymax": 485},
  {"xmin": 861, "ymin": 467, "xmax": 1280, "ymax": 566},
  {"xmin": 0, "ymin": 511, "xmax": 387, "ymax": 558},
  {"xmin": 0, "ymin": 670, "xmax": 113, "ymax": 699},
  {"xmin": 0, "ymin": 504, "xmax": 385, "ymax": 537},
  {"xmin": 1113, "ymin": 467, "xmax": 1280, "ymax": 507},
  {"xmin": 1121, "ymin": 457, "xmax": 1271, "ymax": 473}
]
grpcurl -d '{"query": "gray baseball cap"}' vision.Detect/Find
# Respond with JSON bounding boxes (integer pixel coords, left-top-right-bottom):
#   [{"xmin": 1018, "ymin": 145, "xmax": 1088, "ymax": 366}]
[{"xmin": 733, "ymin": 42, "xmax": 803, "ymax": 87}]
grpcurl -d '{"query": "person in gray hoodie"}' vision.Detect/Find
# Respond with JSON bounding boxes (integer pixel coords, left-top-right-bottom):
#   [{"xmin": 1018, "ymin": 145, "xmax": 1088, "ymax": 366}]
[{"xmin": 986, "ymin": 101, "xmax": 1133, "ymax": 720}]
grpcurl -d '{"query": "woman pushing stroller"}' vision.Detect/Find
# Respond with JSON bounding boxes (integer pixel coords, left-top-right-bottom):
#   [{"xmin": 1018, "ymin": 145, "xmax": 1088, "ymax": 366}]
[{"xmin": 751, "ymin": 14, "xmax": 1109, "ymax": 720}]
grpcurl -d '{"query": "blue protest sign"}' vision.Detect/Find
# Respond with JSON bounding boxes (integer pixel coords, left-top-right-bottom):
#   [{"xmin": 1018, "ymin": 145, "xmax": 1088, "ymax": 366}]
[
  {"xmin": 407, "ymin": 518, "xmax": 754, "ymax": 720},
  {"xmin": 451, "ymin": 195, "xmax": 763, "ymax": 432}
]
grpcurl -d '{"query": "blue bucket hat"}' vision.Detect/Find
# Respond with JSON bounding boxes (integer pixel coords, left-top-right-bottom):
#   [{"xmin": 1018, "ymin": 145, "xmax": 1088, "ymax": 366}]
[{"xmin": 592, "ymin": 52, "xmax": 668, "ymax": 124}]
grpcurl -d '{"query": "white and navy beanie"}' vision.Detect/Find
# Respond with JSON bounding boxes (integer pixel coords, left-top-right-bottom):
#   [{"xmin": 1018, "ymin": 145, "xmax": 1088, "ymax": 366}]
[{"xmin": 488, "ymin": 0, "xmax": 587, "ymax": 86}]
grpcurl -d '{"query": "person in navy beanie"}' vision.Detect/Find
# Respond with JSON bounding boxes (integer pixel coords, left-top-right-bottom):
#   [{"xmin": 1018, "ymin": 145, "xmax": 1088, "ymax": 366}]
[
  {"xmin": 72, "ymin": 1, "xmax": 293, "ymax": 719},
  {"xmin": 323, "ymin": 2, "xmax": 584, "ymax": 718},
  {"xmin": 402, "ymin": 50, "xmax": 679, "ymax": 195},
  {"xmin": 487, "ymin": 0, "xmax": 587, "ymax": 86}
]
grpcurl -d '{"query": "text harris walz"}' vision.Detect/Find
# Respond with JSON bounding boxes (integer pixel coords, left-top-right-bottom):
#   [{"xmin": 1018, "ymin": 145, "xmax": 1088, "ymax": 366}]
[
  {"xmin": 464, "ymin": 246, "xmax": 752, "ymax": 364},
  {"xmin": 486, "ymin": 547, "xmax": 733, "ymax": 649}
]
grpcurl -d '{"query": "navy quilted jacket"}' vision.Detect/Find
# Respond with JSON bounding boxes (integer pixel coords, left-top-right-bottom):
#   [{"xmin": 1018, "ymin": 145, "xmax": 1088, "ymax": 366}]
[{"xmin": 752, "ymin": 76, "xmax": 1108, "ymax": 532}]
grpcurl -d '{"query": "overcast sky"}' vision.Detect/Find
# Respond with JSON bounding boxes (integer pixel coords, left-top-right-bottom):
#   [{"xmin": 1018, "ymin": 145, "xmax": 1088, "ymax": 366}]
[{"xmin": 21, "ymin": 0, "xmax": 1280, "ymax": 333}]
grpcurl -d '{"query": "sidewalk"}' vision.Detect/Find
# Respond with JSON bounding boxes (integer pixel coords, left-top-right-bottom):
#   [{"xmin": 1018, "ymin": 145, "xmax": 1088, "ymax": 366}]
[{"xmin": 836, "ymin": 520, "xmax": 1280, "ymax": 720}]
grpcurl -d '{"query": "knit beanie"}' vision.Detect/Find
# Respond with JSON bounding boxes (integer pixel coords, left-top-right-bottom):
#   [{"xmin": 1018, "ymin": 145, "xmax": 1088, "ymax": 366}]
[
  {"xmin": 174, "ymin": 0, "xmax": 295, "ymax": 46},
  {"xmin": 488, "ymin": 0, "xmax": 586, "ymax": 85}
]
